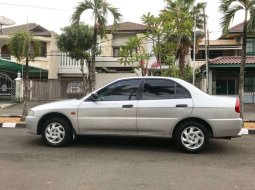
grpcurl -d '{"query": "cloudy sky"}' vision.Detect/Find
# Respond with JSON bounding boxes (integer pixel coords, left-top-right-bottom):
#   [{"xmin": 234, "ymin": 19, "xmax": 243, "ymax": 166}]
[{"xmin": 0, "ymin": 0, "xmax": 244, "ymax": 39}]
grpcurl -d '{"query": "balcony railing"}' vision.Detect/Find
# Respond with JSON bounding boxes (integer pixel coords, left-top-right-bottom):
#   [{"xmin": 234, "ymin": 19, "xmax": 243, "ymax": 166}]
[{"xmin": 59, "ymin": 53, "xmax": 88, "ymax": 74}]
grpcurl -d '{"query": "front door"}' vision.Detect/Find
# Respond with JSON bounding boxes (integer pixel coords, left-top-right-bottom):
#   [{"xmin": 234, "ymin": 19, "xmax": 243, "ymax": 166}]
[{"xmin": 78, "ymin": 79, "xmax": 141, "ymax": 135}]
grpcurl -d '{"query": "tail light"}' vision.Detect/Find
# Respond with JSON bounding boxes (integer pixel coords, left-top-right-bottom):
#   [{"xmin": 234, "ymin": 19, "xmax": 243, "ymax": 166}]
[{"xmin": 235, "ymin": 98, "xmax": 240, "ymax": 113}]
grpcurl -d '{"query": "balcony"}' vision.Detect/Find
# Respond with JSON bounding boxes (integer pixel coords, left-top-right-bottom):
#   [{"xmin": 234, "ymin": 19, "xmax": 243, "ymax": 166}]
[{"xmin": 58, "ymin": 53, "xmax": 88, "ymax": 74}]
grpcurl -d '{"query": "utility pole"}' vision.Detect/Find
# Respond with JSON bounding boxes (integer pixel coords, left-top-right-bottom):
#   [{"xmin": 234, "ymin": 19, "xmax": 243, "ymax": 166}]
[
  {"xmin": 193, "ymin": 15, "xmax": 196, "ymax": 86},
  {"xmin": 203, "ymin": 7, "xmax": 209, "ymax": 94}
]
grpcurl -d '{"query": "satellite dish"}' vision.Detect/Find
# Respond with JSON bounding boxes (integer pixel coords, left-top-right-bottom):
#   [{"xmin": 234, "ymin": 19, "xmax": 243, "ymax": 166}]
[{"xmin": 0, "ymin": 16, "xmax": 15, "ymax": 35}]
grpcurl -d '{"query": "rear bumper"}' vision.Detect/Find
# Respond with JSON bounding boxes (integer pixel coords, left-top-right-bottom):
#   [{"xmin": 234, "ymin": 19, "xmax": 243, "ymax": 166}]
[{"xmin": 209, "ymin": 118, "xmax": 243, "ymax": 138}]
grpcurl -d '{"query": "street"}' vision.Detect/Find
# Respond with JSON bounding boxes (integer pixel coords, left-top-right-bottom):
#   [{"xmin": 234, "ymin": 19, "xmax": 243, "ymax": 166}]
[{"xmin": 0, "ymin": 128, "xmax": 255, "ymax": 190}]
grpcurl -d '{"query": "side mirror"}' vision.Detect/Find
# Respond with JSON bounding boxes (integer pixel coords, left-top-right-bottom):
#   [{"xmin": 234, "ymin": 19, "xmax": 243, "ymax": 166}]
[{"xmin": 91, "ymin": 92, "xmax": 100, "ymax": 101}]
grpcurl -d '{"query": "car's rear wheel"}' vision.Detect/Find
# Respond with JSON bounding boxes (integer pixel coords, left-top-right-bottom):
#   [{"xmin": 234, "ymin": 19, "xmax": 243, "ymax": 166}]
[
  {"xmin": 174, "ymin": 121, "xmax": 209, "ymax": 153},
  {"xmin": 42, "ymin": 117, "xmax": 73, "ymax": 147}
]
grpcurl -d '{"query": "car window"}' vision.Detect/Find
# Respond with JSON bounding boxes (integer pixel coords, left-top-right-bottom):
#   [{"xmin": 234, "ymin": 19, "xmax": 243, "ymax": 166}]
[
  {"xmin": 176, "ymin": 83, "xmax": 191, "ymax": 98},
  {"xmin": 96, "ymin": 79, "xmax": 141, "ymax": 101},
  {"xmin": 142, "ymin": 79, "xmax": 190, "ymax": 100}
]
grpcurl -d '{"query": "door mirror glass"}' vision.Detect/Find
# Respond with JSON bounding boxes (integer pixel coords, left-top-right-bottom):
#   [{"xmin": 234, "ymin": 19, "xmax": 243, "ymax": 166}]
[{"xmin": 91, "ymin": 92, "xmax": 101, "ymax": 101}]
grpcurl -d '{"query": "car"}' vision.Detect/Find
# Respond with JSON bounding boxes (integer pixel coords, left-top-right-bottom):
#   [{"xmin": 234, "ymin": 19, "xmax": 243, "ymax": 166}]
[{"xmin": 26, "ymin": 77, "xmax": 243, "ymax": 153}]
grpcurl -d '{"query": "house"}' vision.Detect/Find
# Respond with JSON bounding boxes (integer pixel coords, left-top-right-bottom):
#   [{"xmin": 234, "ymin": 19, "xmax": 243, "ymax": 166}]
[
  {"xmin": 0, "ymin": 23, "xmax": 62, "ymax": 101},
  {"xmin": 0, "ymin": 23, "xmax": 59, "ymax": 80},
  {"xmin": 197, "ymin": 22, "xmax": 255, "ymax": 103},
  {"xmin": 95, "ymin": 22, "xmax": 148, "ymax": 87}
]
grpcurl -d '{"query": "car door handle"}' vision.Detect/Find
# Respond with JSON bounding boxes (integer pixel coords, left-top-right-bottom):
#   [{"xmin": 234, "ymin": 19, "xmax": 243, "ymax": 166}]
[
  {"xmin": 176, "ymin": 104, "xmax": 188, "ymax": 108},
  {"xmin": 122, "ymin": 104, "xmax": 133, "ymax": 108}
]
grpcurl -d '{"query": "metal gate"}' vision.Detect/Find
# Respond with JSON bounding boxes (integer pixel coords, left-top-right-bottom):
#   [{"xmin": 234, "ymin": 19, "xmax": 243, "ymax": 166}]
[{"xmin": 0, "ymin": 72, "xmax": 15, "ymax": 101}]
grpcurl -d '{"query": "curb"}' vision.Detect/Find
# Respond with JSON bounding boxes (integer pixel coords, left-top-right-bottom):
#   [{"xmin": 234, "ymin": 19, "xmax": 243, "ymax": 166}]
[{"xmin": 0, "ymin": 123, "xmax": 26, "ymax": 128}]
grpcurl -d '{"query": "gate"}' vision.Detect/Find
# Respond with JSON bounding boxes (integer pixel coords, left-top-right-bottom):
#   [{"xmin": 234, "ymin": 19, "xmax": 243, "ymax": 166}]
[{"xmin": 0, "ymin": 72, "xmax": 15, "ymax": 101}]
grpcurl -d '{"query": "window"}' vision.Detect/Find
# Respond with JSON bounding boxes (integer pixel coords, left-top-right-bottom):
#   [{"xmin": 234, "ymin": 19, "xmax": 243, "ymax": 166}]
[
  {"xmin": 244, "ymin": 76, "xmax": 254, "ymax": 93},
  {"xmin": 40, "ymin": 42, "xmax": 47, "ymax": 57},
  {"xmin": 216, "ymin": 79, "xmax": 236, "ymax": 95},
  {"xmin": 67, "ymin": 81, "xmax": 83, "ymax": 93},
  {"xmin": 176, "ymin": 84, "xmax": 191, "ymax": 98},
  {"xmin": 113, "ymin": 47, "xmax": 120, "ymax": 57},
  {"xmin": 96, "ymin": 79, "xmax": 141, "ymax": 101},
  {"xmin": 142, "ymin": 79, "xmax": 190, "ymax": 100},
  {"xmin": 246, "ymin": 39, "xmax": 255, "ymax": 54},
  {"xmin": 30, "ymin": 41, "xmax": 47, "ymax": 57}
]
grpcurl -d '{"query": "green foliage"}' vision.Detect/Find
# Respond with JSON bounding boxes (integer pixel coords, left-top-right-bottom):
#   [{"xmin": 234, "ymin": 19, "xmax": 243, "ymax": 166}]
[
  {"xmin": 72, "ymin": 0, "xmax": 122, "ymax": 39},
  {"xmin": 71, "ymin": 0, "xmax": 122, "ymax": 91},
  {"xmin": 141, "ymin": 0, "xmax": 206, "ymax": 78},
  {"xmin": 219, "ymin": 0, "xmax": 255, "ymax": 33},
  {"xmin": 119, "ymin": 36, "xmax": 150, "ymax": 76},
  {"xmin": 162, "ymin": 64, "xmax": 199, "ymax": 82},
  {"xmin": 57, "ymin": 23, "xmax": 93, "ymax": 60},
  {"xmin": 8, "ymin": 32, "xmax": 41, "ymax": 61}
]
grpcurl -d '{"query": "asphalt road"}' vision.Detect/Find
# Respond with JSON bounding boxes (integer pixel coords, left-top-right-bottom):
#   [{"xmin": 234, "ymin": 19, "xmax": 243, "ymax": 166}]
[{"xmin": 0, "ymin": 128, "xmax": 255, "ymax": 190}]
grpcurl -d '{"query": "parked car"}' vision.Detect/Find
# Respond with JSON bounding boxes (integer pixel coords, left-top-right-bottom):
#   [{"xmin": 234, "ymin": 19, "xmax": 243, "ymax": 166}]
[{"xmin": 26, "ymin": 77, "xmax": 243, "ymax": 153}]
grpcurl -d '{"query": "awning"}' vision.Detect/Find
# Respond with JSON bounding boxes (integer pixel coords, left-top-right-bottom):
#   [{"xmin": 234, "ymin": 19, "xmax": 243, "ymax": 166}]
[{"xmin": 0, "ymin": 58, "xmax": 48, "ymax": 78}]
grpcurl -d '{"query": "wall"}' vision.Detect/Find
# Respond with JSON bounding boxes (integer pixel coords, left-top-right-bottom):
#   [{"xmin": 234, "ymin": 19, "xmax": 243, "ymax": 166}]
[
  {"xmin": 48, "ymin": 32, "xmax": 60, "ymax": 79},
  {"xmin": 100, "ymin": 34, "xmax": 113, "ymax": 57},
  {"xmin": 96, "ymin": 73, "xmax": 139, "ymax": 89}
]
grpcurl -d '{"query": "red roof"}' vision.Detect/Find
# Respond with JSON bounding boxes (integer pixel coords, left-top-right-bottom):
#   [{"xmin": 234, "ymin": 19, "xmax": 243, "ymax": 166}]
[
  {"xmin": 228, "ymin": 22, "xmax": 244, "ymax": 33},
  {"xmin": 209, "ymin": 56, "xmax": 255, "ymax": 65}
]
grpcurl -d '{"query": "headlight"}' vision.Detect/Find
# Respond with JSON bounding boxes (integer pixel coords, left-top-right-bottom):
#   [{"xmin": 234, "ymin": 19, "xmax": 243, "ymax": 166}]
[{"xmin": 28, "ymin": 110, "xmax": 34, "ymax": 116}]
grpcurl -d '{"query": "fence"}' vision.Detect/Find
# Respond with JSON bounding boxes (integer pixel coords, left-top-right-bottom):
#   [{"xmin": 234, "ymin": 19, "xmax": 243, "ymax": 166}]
[{"xmin": 30, "ymin": 79, "xmax": 84, "ymax": 101}]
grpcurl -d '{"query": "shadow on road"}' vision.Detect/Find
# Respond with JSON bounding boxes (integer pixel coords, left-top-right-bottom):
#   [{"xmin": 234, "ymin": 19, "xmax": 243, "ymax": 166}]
[{"xmin": 26, "ymin": 134, "xmax": 236, "ymax": 154}]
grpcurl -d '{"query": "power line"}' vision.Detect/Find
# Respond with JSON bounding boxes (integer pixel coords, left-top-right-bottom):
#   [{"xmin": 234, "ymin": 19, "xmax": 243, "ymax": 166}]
[{"xmin": 0, "ymin": 1, "xmax": 67, "ymax": 11}]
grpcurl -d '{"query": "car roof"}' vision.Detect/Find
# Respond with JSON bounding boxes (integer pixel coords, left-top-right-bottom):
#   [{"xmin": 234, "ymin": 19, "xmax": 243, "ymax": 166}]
[{"xmin": 111, "ymin": 76, "xmax": 207, "ymax": 97}]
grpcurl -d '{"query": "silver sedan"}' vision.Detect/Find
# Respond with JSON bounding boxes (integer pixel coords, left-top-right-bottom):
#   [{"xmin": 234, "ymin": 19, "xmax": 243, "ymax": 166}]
[{"xmin": 26, "ymin": 77, "xmax": 243, "ymax": 153}]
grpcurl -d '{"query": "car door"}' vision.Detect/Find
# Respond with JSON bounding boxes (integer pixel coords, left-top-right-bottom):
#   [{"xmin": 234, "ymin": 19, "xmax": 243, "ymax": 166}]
[
  {"xmin": 78, "ymin": 79, "xmax": 141, "ymax": 135},
  {"xmin": 137, "ymin": 78, "xmax": 193, "ymax": 136}
]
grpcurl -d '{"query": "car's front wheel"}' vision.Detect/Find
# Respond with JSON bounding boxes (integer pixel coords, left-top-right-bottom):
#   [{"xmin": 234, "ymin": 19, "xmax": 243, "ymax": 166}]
[
  {"xmin": 42, "ymin": 117, "xmax": 73, "ymax": 147},
  {"xmin": 174, "ymin": 121, "xmax": 209, "ymax": 153}
]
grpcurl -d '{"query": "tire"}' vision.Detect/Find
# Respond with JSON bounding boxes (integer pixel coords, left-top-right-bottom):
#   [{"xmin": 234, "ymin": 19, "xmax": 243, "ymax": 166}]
[
  {"xmin": 41, "ymin": 117, "xmax": 73, "ymax": 147},
  {"xmin": 174, "ymin": 121, "xmax": 209, "ymax": 153}
]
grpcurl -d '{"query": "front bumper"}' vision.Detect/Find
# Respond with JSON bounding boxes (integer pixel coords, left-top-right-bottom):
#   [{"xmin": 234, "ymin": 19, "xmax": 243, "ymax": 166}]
[{"xmin": 26, "ymin": 116, "xmax": 40, "ymax": 135}]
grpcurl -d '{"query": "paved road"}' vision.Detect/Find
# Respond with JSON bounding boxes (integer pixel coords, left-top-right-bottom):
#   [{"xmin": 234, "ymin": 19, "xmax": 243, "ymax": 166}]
[{"xmin": 0, "ymin": 128, "xmax": 255, "ymax": 190}]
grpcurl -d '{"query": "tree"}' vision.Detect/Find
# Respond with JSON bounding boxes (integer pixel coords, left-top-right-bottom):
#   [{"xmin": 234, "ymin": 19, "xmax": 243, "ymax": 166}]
[
  {"xmin": 219, "ymin": 0, "xmax": 255, "ymax": 119},
  {"xmin": 162, "ymin": 0, "xmax": 206, "ymax": 78},
  {"xmin": 141, "ymin": 13, "xmax": 165, "ymax": 74},
  {"xmin": 57, "ymin": 24, "xmax": 93, "ymax": 95},
  {"xmin": 8, "ymin": 32, "xmax": 41, "ymax": 120},
  {"xmin": 119, "ymin": 36, "xmax": 150, "ymax": 76},
  {"xmin": 72, "ymin": 0, "xmax": 122, "ymax": 92}
]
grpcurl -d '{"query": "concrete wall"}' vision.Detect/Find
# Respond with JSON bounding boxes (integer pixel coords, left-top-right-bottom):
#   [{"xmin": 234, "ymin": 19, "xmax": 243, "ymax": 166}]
[
  {"xmin": 100, "ymin": 34, "xmax": 113, "ymax": 57},
  {"xmin": 96, "ymin": 73, "xmax": 139, "ymax": 89},
  {"xmin": 48, "ymin": 32, "xmax": 60, "ymax": 79}
]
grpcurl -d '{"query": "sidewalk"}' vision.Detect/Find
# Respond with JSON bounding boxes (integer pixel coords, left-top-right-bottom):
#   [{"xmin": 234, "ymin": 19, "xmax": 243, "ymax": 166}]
[
  {"xmin": 0, "ymin": 101, "xmax": 255, "ymax": 134},
  {"xmin": 0, "ymin": 101, "xmax": 50, "ymax": 116}
]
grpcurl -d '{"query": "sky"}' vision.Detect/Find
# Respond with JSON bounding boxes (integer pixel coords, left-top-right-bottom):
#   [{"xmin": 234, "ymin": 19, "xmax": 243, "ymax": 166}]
[{"xmin": 0, "ymin": 0, "xmax": 244, "ymax": 40}]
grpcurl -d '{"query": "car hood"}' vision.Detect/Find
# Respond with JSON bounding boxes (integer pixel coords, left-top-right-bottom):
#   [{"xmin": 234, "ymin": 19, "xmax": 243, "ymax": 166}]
[{"xmin": 31, "ymin": 99, "xmax": 83, "ymax": 111}]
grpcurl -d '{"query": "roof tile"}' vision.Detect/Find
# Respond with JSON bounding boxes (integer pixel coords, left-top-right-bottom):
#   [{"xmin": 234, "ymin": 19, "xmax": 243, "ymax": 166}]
[
  {"xmin": 209, "ymin": 56, "xmax": 255, "ymax": 65},
  {"xmin": 106, "ymin": 22, "xmax": 146, "ymax": 32},
  {"xmin": 2, "ymin": 23, "xmax": 51, "ymax": 37}
]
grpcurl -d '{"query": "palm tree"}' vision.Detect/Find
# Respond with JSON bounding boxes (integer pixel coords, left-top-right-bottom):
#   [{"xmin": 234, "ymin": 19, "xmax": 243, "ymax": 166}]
[
  {"xmin": 8, "ymin": 32, "xmax": 41, "ymax": 120},
  {"xmin": 72, "ymin": 0, "xmax": 122, "ymax": 92},
  {"xmin": 219, "ymin": 0, "xmax": 255, "ymax": 119},
  {"xmin": 163, "ymin": 0, "xmax": 206, "ymax": 78}
]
